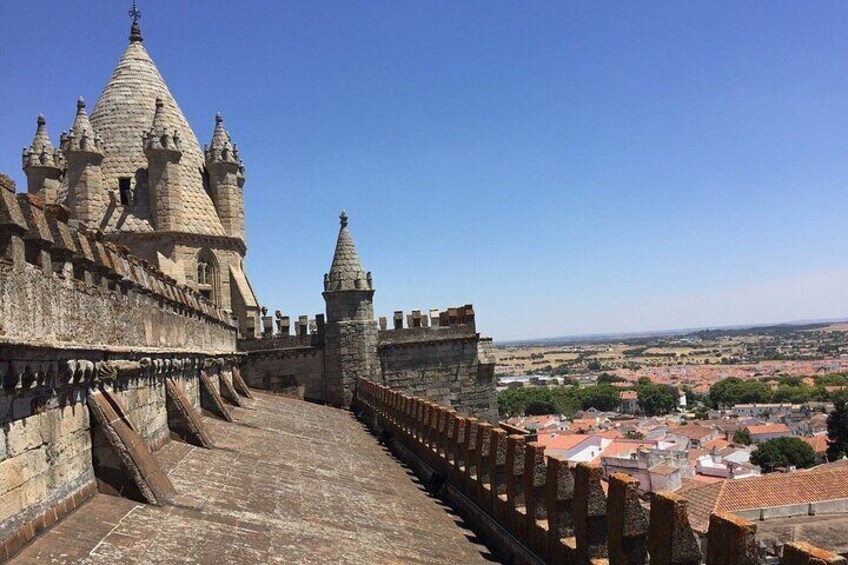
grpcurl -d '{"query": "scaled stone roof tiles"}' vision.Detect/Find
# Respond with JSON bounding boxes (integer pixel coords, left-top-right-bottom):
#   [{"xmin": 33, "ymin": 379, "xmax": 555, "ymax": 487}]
[
  {"xmin": 59, "ymin": 40, "xmax": 225, "ymax": 237},
  {"xmin": 325, "ymin": 211, "xmax": 371, "ymax": 292}
]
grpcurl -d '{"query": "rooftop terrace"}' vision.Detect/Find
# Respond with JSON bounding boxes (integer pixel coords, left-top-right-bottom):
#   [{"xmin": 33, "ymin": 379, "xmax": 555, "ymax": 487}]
[{"xmin": 11, "ymin": 393, "xmax": 493, "ymax": 564}]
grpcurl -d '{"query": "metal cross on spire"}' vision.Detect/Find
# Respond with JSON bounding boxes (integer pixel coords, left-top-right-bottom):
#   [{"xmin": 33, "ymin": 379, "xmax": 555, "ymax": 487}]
[
  {"xmin": 129, "ymin": 0, "xmax": 141, "ymax": 23},
  {"xmin": 128, "ymin": 0, "xmax": 143, "ymax": 42}
]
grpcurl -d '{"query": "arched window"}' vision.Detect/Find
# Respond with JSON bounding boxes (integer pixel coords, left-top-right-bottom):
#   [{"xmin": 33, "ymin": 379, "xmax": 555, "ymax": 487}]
[{"xmin": 196, "ymin": 250, "xmax": 219, "ymax": 305}]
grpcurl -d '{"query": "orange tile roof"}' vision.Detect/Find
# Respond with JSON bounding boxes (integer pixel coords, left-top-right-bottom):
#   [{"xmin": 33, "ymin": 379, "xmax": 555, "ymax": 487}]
[
  {"xmin": 620, "ymin": 390, "xmax": 638, "ymax": 400},
  {"xmin": 669, "ymin": 424, "xmax": 715, "ymax": 441},
  {"xmin": 684, "ymin": 461, "xmax": 848, "ymax": 533},
  {"xmin": 703, "ymin": 437, "xmax": 731, "ymax": 451},
  {"xmin": 536, "ymin": 433, "xmax": 589, "ymax": 452},
  {"xmin": 594, "ymin": 440, "xmax": 656, "ymax": 463},
  {"xmin": 746, "ymin": 423, "xmax": 790, "ymax": 436},
  {"xmin": 802, "ymin": 434, "xmax": 828, "ymax": 454}
]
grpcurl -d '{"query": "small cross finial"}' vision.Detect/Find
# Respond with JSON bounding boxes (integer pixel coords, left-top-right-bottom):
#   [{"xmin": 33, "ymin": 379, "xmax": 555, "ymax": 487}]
[
  {"xmin": 339, "ymin": 210, "xmax": 348, "ymax": 227},
  {"xmin": 128, "ymin": 1, "xmax": 143, "ymax": 42},
  {"xmin": 129, "ymin": 0, "xmax": 141, "ymax": 23}
]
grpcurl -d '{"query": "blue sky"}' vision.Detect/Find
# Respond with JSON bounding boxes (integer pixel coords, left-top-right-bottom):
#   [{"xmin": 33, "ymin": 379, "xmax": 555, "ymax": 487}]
[{"xmin": 2, "ymin": 1, "xmax": 848, "ymax": 341}]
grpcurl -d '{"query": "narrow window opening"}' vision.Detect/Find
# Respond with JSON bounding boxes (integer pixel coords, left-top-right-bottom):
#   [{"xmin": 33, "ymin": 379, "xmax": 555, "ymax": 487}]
[{"xmin": 118, "ymin": 177, "xmax": 131, "ymax": 206}]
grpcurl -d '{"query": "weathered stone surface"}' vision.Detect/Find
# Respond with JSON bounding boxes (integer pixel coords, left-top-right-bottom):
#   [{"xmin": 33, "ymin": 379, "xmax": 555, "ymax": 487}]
[
  {"xmin": 780, "ymin": 541, "xmax": 847, "ymax": 565},
  {"xmin": 14, "ymin": 393, "xmax": 493, "ymax": 564},
  {"xmin": 607, "ymin": 473, "xmax": 648, "ymax": 565},
  {"xmin": 164, "ymin": 378, "xmax": 213, "ymax": 448},
  {"xmin": 704, "ymin": 512, "xmax": 759, "ymax": 565},
  {"xmin": 87, "ymin": 388, "xmax": 176, "ymax": 506},
  {"xmin": 647, "ymin": 491, "xmax": 702, "ymax": 565}
]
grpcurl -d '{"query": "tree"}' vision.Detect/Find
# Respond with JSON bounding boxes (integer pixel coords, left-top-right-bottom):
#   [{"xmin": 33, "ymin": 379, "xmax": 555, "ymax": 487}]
[
  {"xmin": 709, "ymin": 377, "xmax": 772, "ymax": 408},
  {"xmin": 826, "ymin": 393, "xmax": 848, "ymax": 461},
  {"xmin": 525, "ymin": 400, "xmax": 557, "ymax": 416},
  {"xmin": 597, "ymin": 372, "xmax": 626, "ymax": 385},
  {"xmin": 750, "ymin": 437, "xmax": 817, "ymax": 473},
  {"xmin": 624, "ymin": 430, "xmax": 644, "ymax": 440},
  {"xmin": 732, "ymin": 428, "xmax": 752, "ymax": 446},
  {"xmin": 637, "ymin": 383, "xmax": 677, "ymax": 417},
  {"xmin": 578, "ymin": 385, "xmax": 621, "ymax": 412}
]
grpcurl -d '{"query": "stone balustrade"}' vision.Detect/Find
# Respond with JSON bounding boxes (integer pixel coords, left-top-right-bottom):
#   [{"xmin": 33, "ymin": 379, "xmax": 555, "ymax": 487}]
[{"xmin": 354, "ymin": 378, "xmax": 847, "ymax": 565}]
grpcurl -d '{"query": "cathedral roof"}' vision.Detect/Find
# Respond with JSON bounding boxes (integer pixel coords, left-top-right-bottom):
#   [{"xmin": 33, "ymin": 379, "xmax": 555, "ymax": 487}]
[
  {"xmin": 325, "ymin": 211, "xmax": 372, "ymax": 292},
  {"xmin": 59, "ymin": 36, "xmax": 226, "ymax": 236}
]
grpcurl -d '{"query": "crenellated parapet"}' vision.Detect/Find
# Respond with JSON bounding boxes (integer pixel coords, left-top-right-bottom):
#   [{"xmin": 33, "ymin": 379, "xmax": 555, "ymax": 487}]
[
  {"xmin": 378, "ymin": 305, "xmax": 477, "ymax": 346},
  {"xmin": 354, "ymin": 379, "xmax": 847, "ymax": 565},
  {"xmin": 237, "ymin": 309, "xmax": 326, "ymax": 351},
  {"xmin": 0, "ymin": 173, "xmax": 234, "ymax": 332}
]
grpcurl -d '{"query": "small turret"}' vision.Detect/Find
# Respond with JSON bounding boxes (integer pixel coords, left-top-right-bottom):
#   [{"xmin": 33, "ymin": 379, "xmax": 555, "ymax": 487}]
[
  {"xmin": 21, "ymin": 115, "xmax": 64, "ymax": 203},
  {"xmin": 62, "ymin": 98, "xmax": 105, "ymax": 226},
  {"xmin": 323, "ymin": 211, "xmax": 378, "ymax": 407},
  {"xmin": 144, "ymin": 97, "xmax": 183, "ymax": 231},
  {"xmin": 204, "ymin": 113, "xmax": 245, "ymax": 241}
]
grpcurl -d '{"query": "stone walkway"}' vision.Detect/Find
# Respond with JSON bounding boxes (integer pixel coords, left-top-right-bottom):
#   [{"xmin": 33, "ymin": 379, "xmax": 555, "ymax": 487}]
[{"xmin": 13, "ymin": 393, "xmax": 494, "ymax": 564}]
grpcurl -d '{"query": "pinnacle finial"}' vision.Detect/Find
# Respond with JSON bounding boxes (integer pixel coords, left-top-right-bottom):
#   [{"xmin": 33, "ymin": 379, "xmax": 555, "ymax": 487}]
[
  {"xmin": 215, "ymin": 112, "xmax": 223, "ymax": 124},
  {"xmin": 340, "ymin": 210, "xmax": 348, "ymax": 227},
  {"xmin": 37, "ymin": 115, "xmax": 46, "ymax": 126},
  {"xmin": 129, "ymin": 0, "xmax": 143, "ymax": 42},
  {"xmin": 77, "ymin": 97, "xmax": 86, "ymax": 112}
]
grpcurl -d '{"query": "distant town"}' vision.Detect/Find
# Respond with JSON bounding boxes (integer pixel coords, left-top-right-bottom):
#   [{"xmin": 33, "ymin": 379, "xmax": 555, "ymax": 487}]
[{"xmin": 494, "ymin": 320, "xmax": 848, "ymax": 553}]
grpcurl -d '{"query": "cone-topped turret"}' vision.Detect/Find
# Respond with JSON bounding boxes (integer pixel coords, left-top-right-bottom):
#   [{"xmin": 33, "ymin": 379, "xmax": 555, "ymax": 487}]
[
  {"xmin": 145, "ymin": 98, "xmax": 183, "ymax": 231},
  {"xmin": 60, "ymin": 98, "xmax": 103, "ymax": 155},
  {"xmin": 324, "ymin": 211, "xmax": 372, "ymax": 292},
  {"xmin": 62, "ymin": 98, "xmax": 105, "ymax": 225},
  {"xmin": 323, "ymin": 211, "xmax": 378, "ymax": 407},
  {"xmin": 22, "ymin": 116, "xmax": 63, "ymax": 169},
  {"xmin": 204, "ymin": 113, "xmax": 245, "ymax": 241},
  {"xmin": 144, "ymin": 98, "xmax": 182, "ymax": 153},
  {"xmin": 204, "ymin": 113, "xmax": 240, "ymax": 165},
  {"xmin": 22, "ymin": 116, "xmax": 64, "ymax": 202}
]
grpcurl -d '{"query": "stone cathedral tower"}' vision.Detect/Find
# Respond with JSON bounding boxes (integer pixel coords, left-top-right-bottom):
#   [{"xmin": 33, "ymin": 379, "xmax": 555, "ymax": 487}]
[
  {"xmin": 20, "ymin": 8, "xmax": 260, "ymax": 336},
  {"xmin": 323, "ymin": 211, "xmax": 378, "ymax": 407}
]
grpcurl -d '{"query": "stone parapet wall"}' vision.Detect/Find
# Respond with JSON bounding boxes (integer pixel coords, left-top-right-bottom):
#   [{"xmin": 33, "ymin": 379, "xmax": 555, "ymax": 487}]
[
  {"xmin": 0, "ymin": 179, "xmax": 236, "ymax": 352},
  {"xmin": 355, "ymin": 379, "xmax": 847, "ymax": 565},
  {"xmin": 240, "ymin": 346, "xmax": 325, "ymax": 401},
  {"xmin": 379, "ymin": 335, "xmax": 497, "ymax": 423}
]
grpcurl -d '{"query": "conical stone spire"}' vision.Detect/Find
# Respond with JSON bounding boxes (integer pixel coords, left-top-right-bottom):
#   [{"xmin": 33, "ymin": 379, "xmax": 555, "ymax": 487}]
[
  {"xmin": 22, "ymin": 115, "xmax": 64, "ymax": 170},
  {"xmin": 325, "ymin": 211, "xmax": 372, "ymax": 292},
  {"xmin": 61, "ymin": 98, "xmax": 103, "ymax": 155},
  {"xmin": 204, "ymin": 113, "xmax": 239, "ymax": 165},
  {"xmin": 144, "ymin": 97, "xmax": 181, "ymax": 152}
]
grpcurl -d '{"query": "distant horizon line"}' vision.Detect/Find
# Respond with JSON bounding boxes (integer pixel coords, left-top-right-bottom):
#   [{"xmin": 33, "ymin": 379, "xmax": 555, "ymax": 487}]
[{"xmin": 495, "ymin": 316, "xmax": 848, "ymax": 346}]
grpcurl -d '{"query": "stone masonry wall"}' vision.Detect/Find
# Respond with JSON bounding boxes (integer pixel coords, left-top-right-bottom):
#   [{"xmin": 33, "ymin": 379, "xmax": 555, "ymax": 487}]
[
  {"xmin": 0, "ymin": 176, "xmax": 240, "ymax": 558},
  {"xmin": 0, "ymin": 387, "xmax": 94, "ymax": 545},
  {"xmin": 0, "ymin": 263, "xmax": 234, "ymax": 353},
  {"xmin": 379, "ymin": 335, "xmax": 497, "ymax": 423},
  {"xmin": 240, "ymin": 347, "xmax": 325, "ymax": 401}
]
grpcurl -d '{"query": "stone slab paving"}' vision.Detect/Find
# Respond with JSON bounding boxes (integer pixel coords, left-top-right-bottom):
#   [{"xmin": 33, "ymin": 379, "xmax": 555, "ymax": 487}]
[{"xmin": 13, "ymin": 392, "xmax": 495, "ymax": 564}]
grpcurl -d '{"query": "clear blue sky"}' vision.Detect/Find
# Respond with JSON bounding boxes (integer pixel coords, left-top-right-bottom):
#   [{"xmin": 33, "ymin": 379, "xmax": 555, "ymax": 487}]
[{"xmin": 2, "ymin": 1, "xmax": 848, "ymax": 341}]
